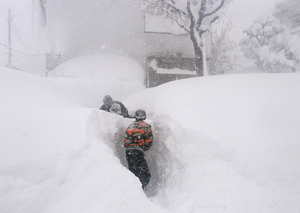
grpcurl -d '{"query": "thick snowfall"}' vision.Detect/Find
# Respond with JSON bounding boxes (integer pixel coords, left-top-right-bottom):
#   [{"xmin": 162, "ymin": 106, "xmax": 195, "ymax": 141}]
[{"xmin": 0, "ymin": 54, "xmax": 300, "ymax": 213}]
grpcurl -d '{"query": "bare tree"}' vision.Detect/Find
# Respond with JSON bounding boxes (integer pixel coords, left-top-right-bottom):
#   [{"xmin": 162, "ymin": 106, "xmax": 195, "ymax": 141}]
[
  {"xmin": 210, "ymin": 24, "xmax": 239, "ymax": 75},
  {"xmin": 141, "ymin": 0, "xmax": 229, "ymax": 76}
]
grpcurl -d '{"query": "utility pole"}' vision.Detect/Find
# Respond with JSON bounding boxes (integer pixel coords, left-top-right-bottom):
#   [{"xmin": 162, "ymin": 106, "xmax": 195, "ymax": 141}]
[{"xmin": 7, "ymin": 9, "xmax": 12, "ymax": 67}]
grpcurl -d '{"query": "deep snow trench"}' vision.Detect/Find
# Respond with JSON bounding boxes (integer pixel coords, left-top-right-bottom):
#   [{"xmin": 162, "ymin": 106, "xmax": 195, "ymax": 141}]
[{"xmin": 90, "ymin": 109, "xmax": 184, "ymax": 199}]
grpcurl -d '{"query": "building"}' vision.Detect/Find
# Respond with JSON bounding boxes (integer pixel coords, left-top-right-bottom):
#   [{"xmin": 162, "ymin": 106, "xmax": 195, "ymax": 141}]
[
  {"xmin": 274, "ymin": 0, "xmax": 300, "ymax": 36},
  {"xmin": 33, "ymin": 0, "xmax": 211, "ymax": 86}
]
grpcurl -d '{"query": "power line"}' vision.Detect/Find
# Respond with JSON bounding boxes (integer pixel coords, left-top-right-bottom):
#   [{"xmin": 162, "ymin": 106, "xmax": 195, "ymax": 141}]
[
  {"xmin": 11, "ymin": 19, "xmax": 31, "ymax": 53},
  {"xmin": 7, "ymin": 9, "xmax": 12, "ymax": 66},
  {"xmin": 0, "ymin": 42, "xmax": 45, "ymax": 57},
  {"xmin": 11, "ymin": 9, "xmax": 30, "ymax": 17},
  {"xmin": 1, "ymin": 8, "xmax": 43, "ymax": 65},
  {"xmin": 1, "ymin": 7, "xmax": 46, "ymax": 69}
]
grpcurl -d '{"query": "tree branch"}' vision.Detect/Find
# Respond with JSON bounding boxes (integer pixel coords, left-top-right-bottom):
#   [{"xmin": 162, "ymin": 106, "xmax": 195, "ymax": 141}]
[
  {"xmin": 203, "ymin": 0, "xmax": 226, "ymax": 19},
  {"xmin": 187, "ymin": 0, "xmax": 196, "ymax": 34},
  {"xmin": 255, "ymin": 36, "xmax": 263, "ymax": 46},
  {"xmin": 174, "ymin": 18, "xmax": 190, "ymax": 33},
  {"xmin": 157, "ymin": 0, "xmax": 187, "ymax": 16},
  {"xmin": 250, "ymin": 47, "xmax": 260, "ymax": 60},
  {"xmin": 210, "ymin": 15, "xmax": 219, "ymax": 25}
]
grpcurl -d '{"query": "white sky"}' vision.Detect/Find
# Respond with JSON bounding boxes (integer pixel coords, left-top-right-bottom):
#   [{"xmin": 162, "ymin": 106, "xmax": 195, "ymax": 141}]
[{"xmin": 223, "ymin": 0, "xmax": 280, "ymax": 41}]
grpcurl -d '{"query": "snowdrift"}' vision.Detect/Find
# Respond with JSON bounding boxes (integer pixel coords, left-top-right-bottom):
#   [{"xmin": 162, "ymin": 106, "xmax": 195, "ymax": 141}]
[{"xmin": 48, "ymin": 54, "xmax": 146, "ymax": 108}]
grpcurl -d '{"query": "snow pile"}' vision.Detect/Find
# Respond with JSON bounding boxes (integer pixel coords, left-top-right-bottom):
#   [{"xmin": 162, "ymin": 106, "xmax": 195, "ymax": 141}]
[
  {"xmin": 48, "ymin": 54, "xmax": 146, "ymax": 107},
  {"xmin": 1, "ymin": 54, "xmax": 300, "ymax": 213}
]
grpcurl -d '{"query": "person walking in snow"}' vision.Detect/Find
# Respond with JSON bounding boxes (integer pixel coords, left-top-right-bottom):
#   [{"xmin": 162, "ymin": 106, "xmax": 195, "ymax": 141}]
[
  {"xmin": 124, "ymin": 110, "xmax": 153, "ymax": 190},
  {"xmin": 100, "ymin": 95, "xmax": 130, "ymax": 118}
]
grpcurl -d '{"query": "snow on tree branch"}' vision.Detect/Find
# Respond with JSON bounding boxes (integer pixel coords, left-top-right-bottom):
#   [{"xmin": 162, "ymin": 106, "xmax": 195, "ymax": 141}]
[{"xmin": 240, "ymin": 14, "xmax": 300, "ymax": 72}]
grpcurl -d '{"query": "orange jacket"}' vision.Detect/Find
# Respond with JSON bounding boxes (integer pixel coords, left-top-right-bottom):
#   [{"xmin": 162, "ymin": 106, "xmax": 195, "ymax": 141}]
[{"xmin": 124, "ymin": 120, "xmax": 153, "ymax": 151}]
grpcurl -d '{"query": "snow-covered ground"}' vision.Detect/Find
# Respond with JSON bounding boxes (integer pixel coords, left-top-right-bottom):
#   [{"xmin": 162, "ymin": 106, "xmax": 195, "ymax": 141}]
[{"xmin": 0, "ymin": 54, "xmax": 300, "ymax": 213}]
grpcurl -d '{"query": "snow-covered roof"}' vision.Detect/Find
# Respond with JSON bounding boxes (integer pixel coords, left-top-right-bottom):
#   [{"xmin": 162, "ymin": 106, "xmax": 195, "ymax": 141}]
[{"xmin": 156, "ymin": 67, "xmax": 196, "ymax": 75}]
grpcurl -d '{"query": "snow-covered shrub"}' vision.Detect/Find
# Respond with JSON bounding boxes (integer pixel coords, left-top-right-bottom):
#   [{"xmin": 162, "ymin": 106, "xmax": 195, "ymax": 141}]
[{"xmin": 240, "ymin": 15, "xmax": 300, "ymax": 72}]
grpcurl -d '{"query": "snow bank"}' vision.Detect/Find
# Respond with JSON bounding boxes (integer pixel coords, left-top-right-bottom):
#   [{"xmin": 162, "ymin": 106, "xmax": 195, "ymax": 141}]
[
  {"xmin": 0, "ymin": 67, "xmax": 167, "ymax": 213},
  {"xmin": 124, "ymin": 73, "xmax": 300, "ymax": 212}
]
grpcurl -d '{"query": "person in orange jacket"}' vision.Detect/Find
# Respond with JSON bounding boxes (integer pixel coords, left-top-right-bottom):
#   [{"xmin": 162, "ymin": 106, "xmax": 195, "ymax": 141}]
[{"xmin": 124, "ymin": 110, "xmax": 153, "ymax": 190}]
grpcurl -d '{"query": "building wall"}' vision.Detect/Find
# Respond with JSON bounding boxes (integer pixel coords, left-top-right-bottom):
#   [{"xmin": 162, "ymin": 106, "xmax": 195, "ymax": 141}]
[
  {"xmin": 145, "ymin": 33, "xmax": 194, "ymax": 58},
  {"xmin": 274, "ymin": 0, "xmax": 300, "ymax": 36},
  {"xmin": 42, "ymin": 0, "xmax": 199, "ymax": 71}
]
